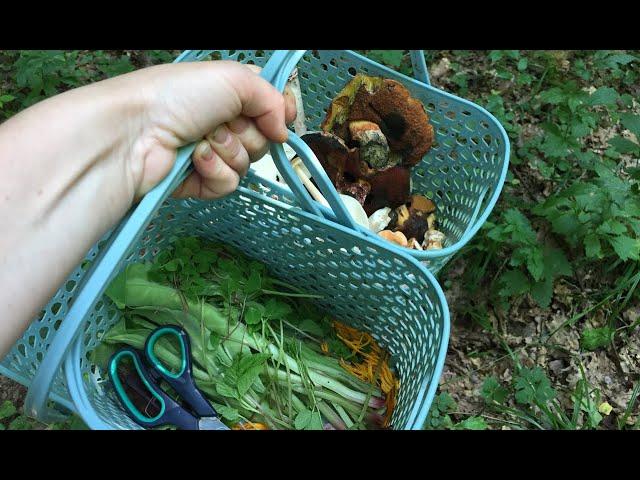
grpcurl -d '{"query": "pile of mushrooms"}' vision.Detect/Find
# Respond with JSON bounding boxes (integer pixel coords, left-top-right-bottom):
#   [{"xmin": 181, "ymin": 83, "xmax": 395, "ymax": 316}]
[{"xmin": 301, "ymin": 74, "xmax": 446, "ymax": 251}]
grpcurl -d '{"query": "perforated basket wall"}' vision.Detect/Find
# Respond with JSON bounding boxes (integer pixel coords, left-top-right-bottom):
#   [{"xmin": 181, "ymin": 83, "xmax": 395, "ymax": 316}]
[
  {"xmin": 3, "ymin": 174, "xmax": 449, "ymax": 429},
  {"xmin": 174, "ymin": 50, "xmax": 510, "ymax": 274}
]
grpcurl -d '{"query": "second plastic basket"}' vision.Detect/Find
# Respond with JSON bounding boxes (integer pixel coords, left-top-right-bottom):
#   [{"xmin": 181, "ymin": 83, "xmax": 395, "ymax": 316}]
[{"xmin": 174, "ymin": 50, "xmax": 511, "ymax": 274}]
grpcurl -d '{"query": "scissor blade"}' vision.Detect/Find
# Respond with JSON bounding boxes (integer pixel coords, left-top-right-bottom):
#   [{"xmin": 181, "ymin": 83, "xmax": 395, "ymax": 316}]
[{"xmin": 198, "ymin": 416, "xmax": 231, "ymax": 430}]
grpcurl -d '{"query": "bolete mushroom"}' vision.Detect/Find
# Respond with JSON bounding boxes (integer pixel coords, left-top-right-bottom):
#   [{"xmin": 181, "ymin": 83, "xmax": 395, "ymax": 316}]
[
  {"xmin": 302, "ymin": 131, "xmax": 411, "ymax": 213},
  {"xmin": 322, "ymin": 74, "xmax": 435, "ymax": 167},
  {"xmin": 378, "ymin": 230, "xmax": 408, "ymax": 248},
  {"xmin": 348, "ymin": 120, "xmax": 392, "ymax": 170},
  {"xmin": 388, "ymin": 194, "xmax": 437, "ymax": 243},
  {"xmin": 368, "ymin": 207, "xmax": 392, "ymax": 233},
  {"xmin": 423, "ymin": 230, "xmax": 445, "ymax": 250}
]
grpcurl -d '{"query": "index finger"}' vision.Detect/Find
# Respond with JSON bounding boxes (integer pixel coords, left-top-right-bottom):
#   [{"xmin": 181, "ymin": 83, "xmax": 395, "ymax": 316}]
[{"xmin": 225, "ymin": 63, "xmax": 288, "ymax": 143}]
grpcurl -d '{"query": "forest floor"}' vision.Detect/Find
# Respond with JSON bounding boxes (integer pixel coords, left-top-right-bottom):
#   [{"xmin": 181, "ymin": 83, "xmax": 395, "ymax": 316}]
[{"xmin": 1, "ymin": 50, "xmax": 639, "ymax": 430}]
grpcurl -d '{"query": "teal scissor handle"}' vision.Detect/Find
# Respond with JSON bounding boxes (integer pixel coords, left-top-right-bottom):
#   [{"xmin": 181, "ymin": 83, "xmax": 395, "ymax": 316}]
[
  {"xmin": 109, "ymin": 325, "xmax": 224, "ymax": 429},
  {"xmin": 109, "ymin": 347, "xmax": 200, "ymax": 429}
]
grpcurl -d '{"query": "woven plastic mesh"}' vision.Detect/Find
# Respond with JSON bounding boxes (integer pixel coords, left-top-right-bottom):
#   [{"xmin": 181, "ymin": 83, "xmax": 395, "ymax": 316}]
[
  {"xmin": 72, "ymin": 184, "xmax": 447, "ymax": 429},
  {"xmin": 179, "ymin": 50, "xmax": 508, "ymax": 273}
]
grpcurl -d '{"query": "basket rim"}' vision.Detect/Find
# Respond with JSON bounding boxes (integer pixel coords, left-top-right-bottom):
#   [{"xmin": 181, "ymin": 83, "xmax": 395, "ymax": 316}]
[{"xmin": 62, "ymin": 183, "xmax": 451, "ymax": 430}]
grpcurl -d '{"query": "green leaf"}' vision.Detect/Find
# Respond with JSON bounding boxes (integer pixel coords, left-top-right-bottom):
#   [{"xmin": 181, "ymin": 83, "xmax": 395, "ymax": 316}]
[
  {"xmin": 233, "ymin": 353, "xmax": 271, "ymax": 396},
  {"xmin": 481, "ymin": 377, "xmax": 509, "ymax": 404},
  {"xmin": 8, "ymin": 416, "xmax": 34, "ymax": 430},
  {"xmin": 620, "ymin": 113, "xmax": 640, "ymax": 139},
  {"xmin": 609, "ymin": 235, "xmax": 640, "ymax": 261},
  {"xmin": 530, "ymin": 277, "xmax": 553, "ymax": 308},
  {"xmin": 580, "ymin": 327, "xmax": 614, "ymax": 351},
  {"xmin": 598, "ymin": 219, "xmax": 627, "ymax": 236},
  {"xmin": 514, "ymin": 367, "xmax": 556, "ymax": 405},
  {"xmin": 538, "ymin": 87, "xmax": 565, "ymax": 104},
  {"xmin": 244, "ymin": 303, "xmax": 264, "ymax": 325},
  {"xmin": 294, "ymin": 408, "xmax": 312, "ymax": 430},
  {"xmin": 517, "ymin": 58, "xmax": 528, "ymax": 71},
  {"xmin": 433, "ymin": 392, "xmax": 457, "ymax": 414},
  {"xmin": 605, "ymin": 53, "xmax": 638, "ymax": 68},
  {"xmin": 245, "ymin": 269, "xmax": 262, "ymax": 294},
  {"xmin": 455, "ymin": 417, "xmax": 488, "ymax": 430},
  {"xmin": 525, "ymin": 248, "xmax": 545, "ymax": 282},
  {"xmin": 368, "ymin": 50, "xmax": 404, "ymax": 69},
  {"xmin": 587, "ymin": 87, "xmax": 618, "ymax": 106},
  {"xmin": 550, "ymin": 213, "xmax": 581, "ymax": 236},
  {"xmin": 308, "ymin": 411, "xmax": 324, "ymax": 430},
  {"xmin": 584, "ymin": 234, "xmax": 602, "ymax": 258},
  {"xmin": 609, "ymin": 136, "xmax": 639, "ymax": 154},
  {"xmin": 214, "ymin": 405, "xmax": 240, "ymax": 422},
  {"xmin": 215, "ymin": 382, "xmax": 238, "ymax": 399},
  {"xmin": 545, "ymin": 247, "xmax": 573, "ymax": 278},
  {"xmin": 0, "ymin": 400, "xmax": 17, "ymax": 420},
  {"xmin": 498, "ymin": 269, "xmax": 530, "ymax": 298},
  {"xmin": 264, "ymin": 298, "xmax": 293, "ymax": 319}
]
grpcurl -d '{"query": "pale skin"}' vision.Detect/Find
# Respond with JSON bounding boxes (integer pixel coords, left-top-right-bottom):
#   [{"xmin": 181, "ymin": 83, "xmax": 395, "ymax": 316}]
[{"xmin": 0, "ymin": 61, "xmax": 297, "ymax": 357}]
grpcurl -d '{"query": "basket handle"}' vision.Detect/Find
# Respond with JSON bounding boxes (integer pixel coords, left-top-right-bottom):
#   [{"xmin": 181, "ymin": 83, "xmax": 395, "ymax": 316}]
[
  {"xmin": 22, "ymin": 51, "xmax": 296, "ymax": 423},
  {"xmin": 409, "ymin": 51, "xmax": 430, "ymax": 85}
]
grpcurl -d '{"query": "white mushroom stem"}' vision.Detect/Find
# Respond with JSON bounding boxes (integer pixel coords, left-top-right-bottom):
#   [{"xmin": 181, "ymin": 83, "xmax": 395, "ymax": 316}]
[
  {"xmin": 291, "ymin": 157, "xmax": 330, "ymax": 208},
  {"xmin": 291, "ymin": 157, "xmax": 370, "ymax": 229},
  {"xmin": 286, "ymin": 69, "xmax": 325, "ymax": 181},
  {"xmin": 423, "ymin": 230, "xmax": 445, "ymax": 250},
  {"xmin": 287, "ymin": 68, "xmax": 307, "ymax": 136}
]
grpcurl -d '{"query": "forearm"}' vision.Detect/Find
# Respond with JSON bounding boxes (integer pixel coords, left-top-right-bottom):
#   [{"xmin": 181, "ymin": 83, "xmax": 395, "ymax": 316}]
[
  {"xmin": 0, "ymin": 73, "xmax": 147, "ymax": 355},
  {"xmin": 0, "ymin": 60, "xmax": 290, "ymax": 358}
]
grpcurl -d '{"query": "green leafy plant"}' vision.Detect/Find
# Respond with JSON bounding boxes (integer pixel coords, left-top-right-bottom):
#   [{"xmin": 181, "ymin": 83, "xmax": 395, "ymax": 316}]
[
  {"xmin": 485, "ymin": 208, "xmax": 573, "ymax": 307},
  {"xmin": 423, "ymin": 392, "xmax": 488, "ymax": 430}
]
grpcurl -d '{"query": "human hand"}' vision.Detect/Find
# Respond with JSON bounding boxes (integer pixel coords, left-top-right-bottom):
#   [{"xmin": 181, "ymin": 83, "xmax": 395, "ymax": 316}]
[{"xmin": 129, "ymin": 61, "xmax": 297, "ymax": 201}]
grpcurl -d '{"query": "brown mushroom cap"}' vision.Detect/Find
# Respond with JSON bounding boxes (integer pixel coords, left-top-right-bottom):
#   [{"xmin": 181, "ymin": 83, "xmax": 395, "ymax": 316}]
[
  {"xmin": 302, "ymin": 131, "xmax": 372, "ymax": 206},
  {"xmin": 364, "ymin": 166, "xmax": 411, "ymax": 216},
  {"xmin": 322, "ymin": 74, "xmax": 434, "ymax": 167}
]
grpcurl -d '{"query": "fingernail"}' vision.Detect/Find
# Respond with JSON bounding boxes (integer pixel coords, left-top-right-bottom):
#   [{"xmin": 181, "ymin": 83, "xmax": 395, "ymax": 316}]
[
  {"xmin": 284, "ymin": 85, "xmax": 295, "ymax": 98},
  {"xmin": 212, "ymin": 125, "xmax": 230, "ymax": 144},
  {"xmin": 196, "ymin": 141, "xmax": 213, "ymax": 161}
]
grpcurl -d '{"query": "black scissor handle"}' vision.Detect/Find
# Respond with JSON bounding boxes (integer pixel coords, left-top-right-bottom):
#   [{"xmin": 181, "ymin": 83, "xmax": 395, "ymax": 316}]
[{"xmin": 144, "ymin": 325, "xmax": 217, "ymax": 418}]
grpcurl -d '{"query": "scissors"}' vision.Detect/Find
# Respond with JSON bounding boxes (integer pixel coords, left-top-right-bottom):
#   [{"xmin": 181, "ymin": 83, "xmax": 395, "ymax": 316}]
[{"xmin": 109, "ymin": 324, "xmax": 229, "ymax": 430}]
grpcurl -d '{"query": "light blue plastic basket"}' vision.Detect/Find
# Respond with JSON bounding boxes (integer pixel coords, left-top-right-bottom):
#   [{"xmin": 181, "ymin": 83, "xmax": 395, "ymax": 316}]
[
  {"xmin": 172, "ymin": 50, "xmax": 510, "ymax": 274},
  {"xmin": 2, "ymin": 51, "xmax": 452, "ymax": 429}
]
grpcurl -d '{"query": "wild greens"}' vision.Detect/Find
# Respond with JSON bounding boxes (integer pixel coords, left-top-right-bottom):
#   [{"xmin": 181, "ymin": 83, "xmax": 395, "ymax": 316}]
[{"xmin": 94, "ymin": 237, "xmax": 390, "ymax": 430}]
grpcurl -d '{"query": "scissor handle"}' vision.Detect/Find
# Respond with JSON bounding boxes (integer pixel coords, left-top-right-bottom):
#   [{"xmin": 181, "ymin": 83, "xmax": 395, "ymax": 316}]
[
  {"xmin": 109, "ymin": 347, "xmax": 200, "ymax": 430},
  {"xmin": 144, "ymin": 325, "xmax": 217, "ymax": 419}
]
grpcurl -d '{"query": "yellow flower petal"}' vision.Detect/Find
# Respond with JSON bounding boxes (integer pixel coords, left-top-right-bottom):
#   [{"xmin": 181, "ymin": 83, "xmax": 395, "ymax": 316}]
[{"xmin": 598, "ymin": 402, "xmax": 613, "ymax": 416}]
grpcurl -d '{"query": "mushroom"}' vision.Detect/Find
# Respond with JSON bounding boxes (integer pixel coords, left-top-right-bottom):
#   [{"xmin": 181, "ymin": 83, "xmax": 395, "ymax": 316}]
[
  {"xmin": 290, "ymin": 156, "xmax": 370, "ymax": 230},
  {"xmin": 348, "ymin": 120, "xmax": 391, "ymax": 170},
  {"xmin": 423, "ymin": 230, "xmax": 445, "ymax": 250},
  {"xmin": 368, "ymin": 207, "xmax": 392, "ymax": 233},
  {"xmin": 338, "ymin": 193, "xmax": 370, "ymax": 230},
  {"xmin": 378, "ymin": 230, "xmax": 408, "ymax": 248},
  {"xmin": 388, "ymin": 195, "xmax": 437, "ymax": 243},
  {"xmin": 302, "ymin": 131, "xmax": 410, "ymax": 212},
  {"xmin": 363, "ymin": 166, "xmax": 411, "ymax": 216},
  {"xmin": 322, "ymin": 74, "xmax": 435, "ymax": 167},
  {"xmin": 408, "ymin": 238, "xmax": 423, "ymax": 250}
]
